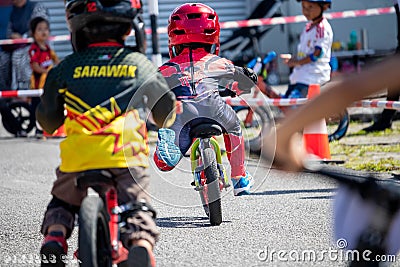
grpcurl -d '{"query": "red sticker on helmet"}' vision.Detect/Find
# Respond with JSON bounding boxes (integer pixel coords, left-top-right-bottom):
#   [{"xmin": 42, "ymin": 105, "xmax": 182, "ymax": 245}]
[
  {"xmin": 131, "ymin": 0, "xmax": 141, "ymax": 9},
  {"xmin": 87, "ymin": 2, "xmax": 97, "ymax": 12}
]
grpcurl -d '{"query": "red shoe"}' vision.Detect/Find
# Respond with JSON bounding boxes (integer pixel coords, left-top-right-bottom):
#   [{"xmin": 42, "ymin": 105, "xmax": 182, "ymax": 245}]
[
  {"xmin": 40, "ymin": 231, "xmax": 67, "ymax": 267},
  {"xmin": 127, "ymin": 246, "xmax": 156, "ymax": 267}
]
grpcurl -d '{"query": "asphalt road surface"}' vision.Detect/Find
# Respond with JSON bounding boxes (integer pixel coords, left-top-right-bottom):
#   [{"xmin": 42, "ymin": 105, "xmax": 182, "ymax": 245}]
[{"xmin": 0, "ymin": 125, "xmax": 398, "ymax": 267}]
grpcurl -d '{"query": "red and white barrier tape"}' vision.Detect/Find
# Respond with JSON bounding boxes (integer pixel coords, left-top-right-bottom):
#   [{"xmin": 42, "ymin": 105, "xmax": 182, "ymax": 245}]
[
  {"xmin": 2, "ymin": 90, "xmax": 400, "ymax": 110},
  {"xmin": 225, "ymin": 97, "xmax": 308, "ymax": 107},
  {"xmin": 0, "ymin": 89, "xmax": 43, "ymax": 98},
  {"xmin": 351, "ymin": 100, "xmax": 400, "ymax": 110},
  {"xmin": 225, "ymin": 97, "xmax": 400, "ymax": 110},
  {"xmin": 0, "ymin": 7, "xmax": 394, "ymax": 46}
]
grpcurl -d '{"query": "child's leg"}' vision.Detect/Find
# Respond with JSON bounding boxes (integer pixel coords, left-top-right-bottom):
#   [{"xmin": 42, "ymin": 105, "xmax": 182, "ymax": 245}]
[
  {"xmin": 114, "ymin": 167, "xmax": 158, "ymax": 267},
  {"xmin": 223, "ymin": 133, "xmax": 245, "ymax": 178},
  {"xmin": 216, "ymin": 104, "xmax": 254, "ymax": 196},
  {"xmin": 40, "ymin": 169, "xmax": 85, "ymax": 266},
  {"xmin": 154, "ymin": 115, "xmax": 191, "ymax": 171}
]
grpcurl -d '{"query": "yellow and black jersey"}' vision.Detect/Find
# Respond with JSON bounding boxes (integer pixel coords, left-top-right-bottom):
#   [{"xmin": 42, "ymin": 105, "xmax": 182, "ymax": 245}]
[{"xmin": 37, "ymin": 43, "xmax": 175, "ymax": 172}]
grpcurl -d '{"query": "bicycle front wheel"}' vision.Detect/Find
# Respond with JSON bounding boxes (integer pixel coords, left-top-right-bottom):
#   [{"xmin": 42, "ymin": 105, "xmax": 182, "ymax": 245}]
[
  {"xmin": 200, "ymin": 148, "xmax": 222, "ymax": 226},
  {"xmin": 78, "ymin": 196, "xmax": 112, "ymax": 267}
]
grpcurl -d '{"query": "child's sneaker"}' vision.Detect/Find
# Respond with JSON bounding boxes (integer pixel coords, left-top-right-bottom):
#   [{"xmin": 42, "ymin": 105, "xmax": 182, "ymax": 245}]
[
  {"xmin": 127, "ymin": 246, "xmax": 156, "ymax": 267},
  {"xmin": 155, "ymin": 128, "xmax": 181, "ymax": 167},
  {"xmin": 40, "ymin": 231, "xmax": 67, "ymax": 267},
  {"xmin": 231, "ymin": 171, "xmax": 254, "ymax": 196}
]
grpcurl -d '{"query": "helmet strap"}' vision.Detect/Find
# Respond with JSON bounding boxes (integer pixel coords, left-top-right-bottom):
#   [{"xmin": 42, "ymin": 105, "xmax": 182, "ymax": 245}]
[
  {"xmin": 210, "ymin": 44, "xmax": 217, "ymax": 55},
  {"xmin": 171, "ymin": 46, "xmax": 178, "ymax": 57}
]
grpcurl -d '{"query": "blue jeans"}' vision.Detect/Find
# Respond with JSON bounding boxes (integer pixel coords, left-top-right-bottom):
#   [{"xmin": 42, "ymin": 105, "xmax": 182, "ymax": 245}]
[{"xmin": 284, "ymin": 83, "xmax": 309, "ymax": 98}]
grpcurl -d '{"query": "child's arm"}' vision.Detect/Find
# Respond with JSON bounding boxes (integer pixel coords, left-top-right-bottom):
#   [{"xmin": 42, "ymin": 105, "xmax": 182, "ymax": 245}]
[
  {"xmin": 145, "ymin": 72, "xmax": 177, "ymax": 128},
  {"xmin": 230, "ymin": 66, "xmax": 258, "ymax": 95},
  {"xmin": 36, "ymin": 68, "xmax": 65, "ymax": 134},
  {"xmin": 51, "ymin": 50, "xmax": 60, "ymax": 65},
  {"xmin": 31, "ymin": 62, "xmax": 48, "ymax": 74},
  {"xmin": 284, "ymin": 47, "xmax": 322, "ymax": 68}
]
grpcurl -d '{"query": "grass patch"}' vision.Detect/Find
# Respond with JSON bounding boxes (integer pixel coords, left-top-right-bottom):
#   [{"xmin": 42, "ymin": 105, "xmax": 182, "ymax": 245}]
[
  {"xmin": 344, "ymin": 158, "xmax": 400, "ymax": 172},
  {"xmin": 330, "ymin": 143, "xmax": 400, "ymax": 155},
  {"xmin": 330, "ymin": 141, "xmax": 400, "ymax": 172}
]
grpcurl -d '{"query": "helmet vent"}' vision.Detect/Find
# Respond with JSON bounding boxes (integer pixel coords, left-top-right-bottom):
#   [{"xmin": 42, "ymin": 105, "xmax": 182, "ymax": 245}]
[
  {"xmin": 204, "ymin": 29, "xmax": 215, "ymax": 34},
  {"xmin": 208, "ymin": 14, "xmax": 215, "ymax": 20},
  {"xmin": 173, "ymin": 29, "xmax": 185, "ymax": 35},
  {"xmin": 171, "ymin": 15, "xmax": 180, "ymax": 21},
  {"xmin": 100, "ymin": 0, "xmax": 122, "ymax": 7},
  {"xmin": 187, "ymin": 13, "xmax": 201, "ymax": 19}
]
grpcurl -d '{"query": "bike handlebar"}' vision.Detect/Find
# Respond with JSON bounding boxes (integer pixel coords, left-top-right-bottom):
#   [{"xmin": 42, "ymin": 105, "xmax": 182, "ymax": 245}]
[
  {"xmin": 247, "ymin": 51, "xmax": 277, "ymax": 75},
  {"xmin": 306, "ymin": 162, "xmax": 400, "ymax": 213}
]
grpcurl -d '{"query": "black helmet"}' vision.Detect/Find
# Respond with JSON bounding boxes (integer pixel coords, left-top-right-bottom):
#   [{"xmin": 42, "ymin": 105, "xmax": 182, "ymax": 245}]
[{"xmin": 65, "ymin": 0, "xmax": 146, "ymax": 52}]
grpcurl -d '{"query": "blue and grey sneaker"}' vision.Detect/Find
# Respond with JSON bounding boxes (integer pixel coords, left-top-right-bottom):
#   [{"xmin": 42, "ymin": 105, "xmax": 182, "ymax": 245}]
[
  {"xmin": 231, "ymin": 171, "xmax": 254, "ymax": 196},
  {"xmin": 156, "ymin": 128, "xmax": 182, "ymax": 167}
]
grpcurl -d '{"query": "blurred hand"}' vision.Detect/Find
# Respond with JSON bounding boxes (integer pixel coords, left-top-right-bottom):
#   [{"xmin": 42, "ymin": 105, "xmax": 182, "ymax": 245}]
[
  {"xmin": 280, "ymin": 54, "xmax": 292, "ymax": 64},
  {"xmin": 261, "ymin": 126, "xmax": 307, "ymax": 172},
  {"xmin": 10, "ymin": 33, "xmax": 22, "ymax": 39}
]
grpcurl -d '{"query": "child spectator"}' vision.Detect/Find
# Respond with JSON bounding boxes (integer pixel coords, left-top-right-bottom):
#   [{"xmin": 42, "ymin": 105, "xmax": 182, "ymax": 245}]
[
  {"xmin": 153, "ymin": 3, "xmax": 257, "ymax": 196},
  {"xmin": 36, "ymin": 0, "xmax": 176, "ymax": 266},
  {"xmin": 29, "ymin": 16, "xmax": 59, "ymax": 138},
  {"xmin": 282, "ymin": 0, "xmax": 333, "ymax": 98},
  {"xmin": 7, "ymin": 0, "xmax": 49, "ymax": 90}
]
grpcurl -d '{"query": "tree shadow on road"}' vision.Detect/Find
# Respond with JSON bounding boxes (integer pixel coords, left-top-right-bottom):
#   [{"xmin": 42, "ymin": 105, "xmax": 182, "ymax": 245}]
[{"xmin": 157, "ymin": 216, "xmax": 232, "ymax": 228}]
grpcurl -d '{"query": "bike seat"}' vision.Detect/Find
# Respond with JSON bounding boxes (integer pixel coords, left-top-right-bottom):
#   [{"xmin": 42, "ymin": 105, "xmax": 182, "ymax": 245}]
[
  {"xmin": 190, "ymin": 123, "xmax": 223, "ymax": 138},
  {"xmin": 76, "ymin": 170, "xmax": 114, "ymax": 191}
]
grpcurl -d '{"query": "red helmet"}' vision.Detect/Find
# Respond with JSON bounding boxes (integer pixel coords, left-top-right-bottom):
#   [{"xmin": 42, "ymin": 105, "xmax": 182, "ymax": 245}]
[{"xmin": 168, "ymin": 3, "xmax": 220, "ymax": 58}]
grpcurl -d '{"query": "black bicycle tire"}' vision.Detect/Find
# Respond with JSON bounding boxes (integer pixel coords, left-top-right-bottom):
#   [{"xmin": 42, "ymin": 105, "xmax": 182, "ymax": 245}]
[
  {"xmin": 2, "ymin": 101, "xmax": 35, "ymax": 135},
  {"xmin": 199, "ymin": 190, "xmax": 210, "ymax": 217},
  {"xmin": 235, "ymin": 105, "xmax": 274, "ymax": 155},
  {"xmin": 78, "ymin": 196, "xmax": 112, "ymax": 267},
  {"xmin": 328, "ymin": 109, "xmax": 350, "ymax": 142},
  {"xmin": 202, "ymin": 148, "xmax": 222, "ymax": 226}
]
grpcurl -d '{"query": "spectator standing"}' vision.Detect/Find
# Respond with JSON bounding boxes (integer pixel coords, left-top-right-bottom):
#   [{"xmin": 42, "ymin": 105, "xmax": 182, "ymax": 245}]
[
  {"xmin": 29, "ymin": 16, "xmax": 59, "ymax": 138},
  {"xmin": 282, "ymin": 0, "xmax": 333, "ymax": 98},
  {"xmin": 0, "ymin": 0, "xmax": 12, "ymax": 90},
  {"xmin": 6, "ymin": 0, "xmax": 48, "ymax": 90},
  {"xmin": 362, "ymin": 0, "xmax": 400, "ymax": 132}
]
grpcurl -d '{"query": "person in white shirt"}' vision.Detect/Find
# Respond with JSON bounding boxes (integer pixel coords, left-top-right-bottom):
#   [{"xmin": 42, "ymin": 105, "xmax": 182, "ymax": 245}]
[{"xmin": 282, "ymin": 0, "xmax": 333, "ymax": 98}]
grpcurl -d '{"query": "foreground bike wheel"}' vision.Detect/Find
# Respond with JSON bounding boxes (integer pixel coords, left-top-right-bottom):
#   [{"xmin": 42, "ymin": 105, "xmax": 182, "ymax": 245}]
[
  {"xmin": 200, "ymin": 149, "xmax": 222, "ymax": 226},
  {"xmin": 2, "ymin": 101, "xmax": 35, "ymax": 135},
  {"xmin": 79, "ymin": 196, "xmax": 112, "ymax": 267}
]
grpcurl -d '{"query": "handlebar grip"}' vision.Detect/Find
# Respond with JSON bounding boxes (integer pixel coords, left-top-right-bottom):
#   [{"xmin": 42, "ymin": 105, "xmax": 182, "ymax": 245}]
[{"xmin": 263, "ymin": 51, "xmax": 277, "ymax": 64}]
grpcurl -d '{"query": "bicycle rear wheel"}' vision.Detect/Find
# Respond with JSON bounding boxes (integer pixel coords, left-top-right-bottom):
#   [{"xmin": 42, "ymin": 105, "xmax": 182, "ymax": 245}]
[
  {"xmin": 199, "ymin": 149, "xmax": 222, "ymax": 226},
  {"xmin": 235, "ymin": 106, "xmax": 271, "ymax": 141},
  {"xmin": 79, "ymin": 196, "xmax": 112, "ymax": 267}
]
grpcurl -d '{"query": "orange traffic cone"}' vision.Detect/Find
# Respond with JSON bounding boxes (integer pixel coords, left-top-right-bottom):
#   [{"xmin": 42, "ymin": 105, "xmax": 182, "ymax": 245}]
[
  {"xmin": 43, "ymin": 124, "xmax": 66, "ymax": 138},
  {"xmin": 303, "ymin": 84, "xmax": 331, "ymax": 160}
]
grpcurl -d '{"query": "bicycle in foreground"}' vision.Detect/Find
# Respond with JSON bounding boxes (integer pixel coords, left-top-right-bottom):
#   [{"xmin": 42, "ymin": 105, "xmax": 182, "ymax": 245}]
[
  {"xmin": 75, "ymin": 170, "xmax": 156, "ymax": 267},
  {"xmin": 307, "ymin": 162, "xmax": 400, "ymax": 267},
  {"xmin": 190, "ymin": 121, "xmax": 231, "ymax": 226}
]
